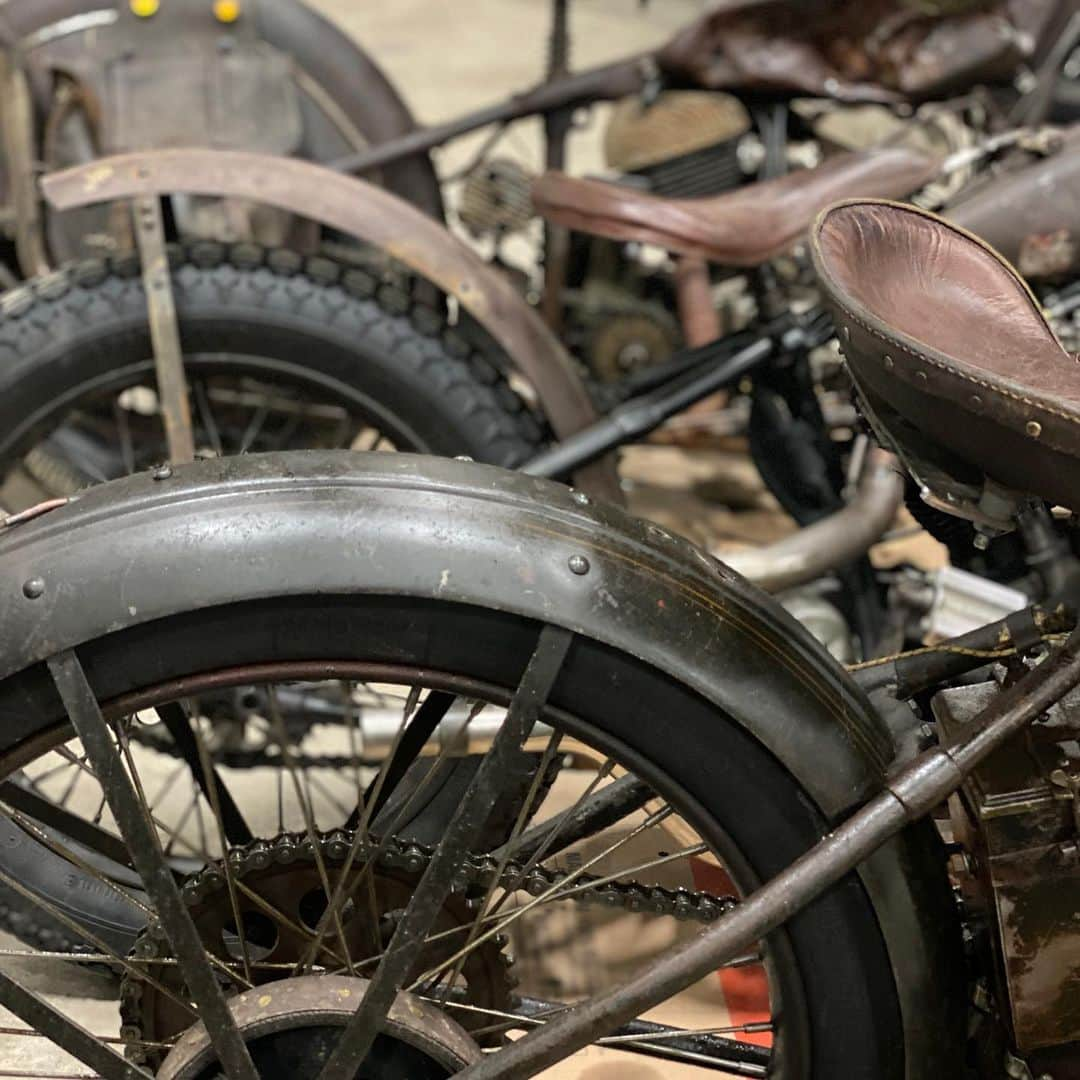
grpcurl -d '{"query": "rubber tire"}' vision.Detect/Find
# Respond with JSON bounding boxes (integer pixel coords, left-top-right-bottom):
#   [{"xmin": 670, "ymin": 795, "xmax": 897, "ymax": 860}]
[
  {"xmin": 0, "ymin": 243, "xmax": 543, "ymax": 472},
  {"xmin": 0, "ymin": 245, "xmax": 543, "ymax": 954},
  {"xmin": 0, "ymin": 596, "xmax": 909, "ymax": 1079}
]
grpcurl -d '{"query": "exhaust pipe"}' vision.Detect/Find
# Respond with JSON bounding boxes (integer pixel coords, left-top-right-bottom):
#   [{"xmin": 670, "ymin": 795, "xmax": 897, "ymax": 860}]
[{"xmin": 721, "ymin": 447, "xmax": 904, "ymax": 593}]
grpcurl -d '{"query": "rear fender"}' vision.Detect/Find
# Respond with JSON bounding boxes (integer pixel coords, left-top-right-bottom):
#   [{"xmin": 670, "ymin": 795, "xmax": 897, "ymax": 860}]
[
  {"xmin": 0, "ymin": 451, "xmax": 960, "ymax": 1078},
  {"xmin": 0, "ymin": 0, "xmax": 443, "ymax": 219}
]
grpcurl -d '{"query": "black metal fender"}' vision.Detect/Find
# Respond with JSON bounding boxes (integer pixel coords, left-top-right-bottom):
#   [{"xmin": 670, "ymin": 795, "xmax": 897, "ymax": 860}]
[
  {"xmin": 0, "ymin": 451, "xmax": 961, "ymax": 1076},
  {"xmin": 0, "ymin": 0, "xmax": 443, "ymax": 218},
  {"xmin": 40, "ymin": 149, "xmax": 619, "ymax": 500}
]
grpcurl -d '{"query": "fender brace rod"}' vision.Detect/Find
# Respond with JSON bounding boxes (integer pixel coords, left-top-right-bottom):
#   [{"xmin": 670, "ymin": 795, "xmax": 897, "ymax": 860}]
[{"xmin": 457, "ymin": 625, "xmax": 1080, "ymax": 1079}]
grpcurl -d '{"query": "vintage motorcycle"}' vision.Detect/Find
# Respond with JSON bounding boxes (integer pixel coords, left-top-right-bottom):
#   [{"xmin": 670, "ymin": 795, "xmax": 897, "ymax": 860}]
[
  {"xmin": 3, "ymin": 125, "xmax": 1076, "ymax": 617},
  {"xmin": 0, "ymin": 197, "xmax": 1079, "ymax": 1077},
  {"xmin": 3, "ymin": 0, "xmax": 1079, "ymax": 377},
  {"xmin": 4, "ymin": 0, "xmax": 1080, "ymax": 1025},
  {"xmin": 4, "ymin": 0, "xmax": 1080, "ymax": 519}
]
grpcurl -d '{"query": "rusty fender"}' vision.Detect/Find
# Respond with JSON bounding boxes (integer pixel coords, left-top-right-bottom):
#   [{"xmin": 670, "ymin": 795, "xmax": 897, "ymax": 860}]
[
  {"xmin": 39, "ymin": 149, "xmax": 618, "ymax": 499},
  {"xmin": 0, "ymin": 450, "xmax": 960, "ymax": 1075},
  {"xmin": 950, "ymin": 127, "xmax": 1080, "ymax": 279}
]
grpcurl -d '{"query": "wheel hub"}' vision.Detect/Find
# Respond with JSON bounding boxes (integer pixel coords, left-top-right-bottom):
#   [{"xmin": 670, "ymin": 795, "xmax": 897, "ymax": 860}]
[
  {"xmin": 157, "ymin": 975, "xmax": 480, "ymax": 1080},
  {"xmin": 123, "ymin": 832, "xmax": 515, "ymax": 1066}
]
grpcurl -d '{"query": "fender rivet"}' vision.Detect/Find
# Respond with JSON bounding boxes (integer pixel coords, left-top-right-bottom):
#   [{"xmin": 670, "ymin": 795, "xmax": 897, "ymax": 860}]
[
  {"xmin": 22, "ymin": 578, "xmax": 44, "ymax": 600},
  {"xmin": 568, "ymin": 554, "xmax": 590, "ymax": 576},
  {"xmin": 1026, "ymin": 420, "xmax": 1042, "ymax": 438},
  {"xmin": 571, "ymin": 491, "xmax": 590, "ymax": 506},
  {"xmin": 152, "ymin": 464, "xmax": 173, "ymax": 480}
]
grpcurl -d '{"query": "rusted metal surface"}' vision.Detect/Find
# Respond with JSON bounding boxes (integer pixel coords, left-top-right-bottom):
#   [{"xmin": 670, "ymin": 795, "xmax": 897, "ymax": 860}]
[
  {"xmin": 47, "ymin": 649, "xmax": 260, "ymax": 1080},
  {"xmin": 131, "ymin": 196, "xmax": 195, "ymax": 466},
  {"xmin": 160, "ymin": 975, "xmax": 479, "ymax": 1080},
  {"xmin": 1, "ymin": 0, "xmax": 443, "ymax": 219},
  {"xmin": 937, "ymin": 680, "xmax": 1080, "ymax": 1052},
  {"xmin": 674, "ymin": 256, "xmax": 722, "ymax": 347},
  {"xmin": 458, "ymin": 625, "xmax": 1080, "ymax": 1079},
  {"xmin": 0, "ymin": 448, "xmax": 963, "ymax": 1075},
  {"xmin": 40, "ymin": 149, "xmax": 618, "ymax": 498},
  {"xmin": 0, "ymin": 47, "xmax": 48, "ymax": 277},
  {"xmin": 950, "ymin": 127, "xmax": 1080, "ymax": 276},
  {"xmin": 0, "ymin": 498, "xmax": 68, "ymax": 530},
  {"xmin": 0, "ymin": 965, "xmax": 151, "ymax": 1080}
]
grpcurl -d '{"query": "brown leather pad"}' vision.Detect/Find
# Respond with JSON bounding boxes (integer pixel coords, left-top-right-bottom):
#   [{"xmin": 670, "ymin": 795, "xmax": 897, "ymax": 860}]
[
  {"xmin": 811, "ymin": 199, "xmax": 1080, "ymax": 510},
  {"xmin": 532, "ymin": 148, "xmax": 941, "ymax": 267}
]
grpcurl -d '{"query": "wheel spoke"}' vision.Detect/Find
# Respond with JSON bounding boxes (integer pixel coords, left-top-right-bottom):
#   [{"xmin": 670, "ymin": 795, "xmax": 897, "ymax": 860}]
[
  {"xmin": 480, "ymin": 758, "xmax": 619, "ymax": 923},
  {"xmin": 352, "ymin": 688, "xmax": 456, "ymax": 828},
  {"xmin": 459, "ymin": 996, "xmax": 771, "ymax": 1075},
  {"xmin": 317, "ymin": 625, "xmax": 574, "ymax": 1080},
  {"xmin": 237, "ymin": 402, "xmax": 270, "ymax": 455},
  {"xmin": 155, "ymin": 703, "xmax": 252, "ymax": 846},
  {"xmin": 0, "ymin": 863, "xmax": 194, "ymax": 1016},
  {"xmin": 0, "ymin": 655, "xmax": 775, "ymax": 1077},
  {"xmin": 429, "ymin": 727, "xmax": 564, "ymax": 998},
  {"xmin": 0, "ymin": 780, "xmax": 134, "ymax": 870},
  {"xmin": 192, "ymin": 379, "xmax": 223, "ymax": 457},
  {"xmin": 407, "ymin": 802, "xmax": 677, "ymax": 992},
  {"xmin": 50, "ymin": 743, "xmax": 212, "ymax": 863},
  {"xmin": 190, "ymin": 715, "xmax": 254, "ymax": 985},
  {"xmin": 491, "ymin": 771, "xmax": 653, "ymax": 865},
  {"xmin": 46, "ymin": 650, "xmax": 258, "ymax": 1080},
  {"xmin": 0, "ymin": 967, "xmax": 150, "ymax": 1080},
  {"xmin": 112, "ymin": 400, "xmax": 136, "ymax": 476},
  {"xmin": 267, "ymin": 687, "xmax": 354, "ymax": 974},
  {"xmin": 297, "ymin": 687, "xmax": 427, "ymax": 973}
]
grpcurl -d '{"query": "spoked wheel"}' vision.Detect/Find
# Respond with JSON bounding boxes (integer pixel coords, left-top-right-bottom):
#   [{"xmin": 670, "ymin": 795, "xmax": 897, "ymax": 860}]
[
  {"xmin": 0, "ymin": 246, "xmax": 545, "ymax": 957},
  {"xmin": 0, "ymin": 244, "xmax": 541, "ymax": 512},
  {"xmin": 0, "ymin": 597, "xmax": 906, "ymax": 1078}
]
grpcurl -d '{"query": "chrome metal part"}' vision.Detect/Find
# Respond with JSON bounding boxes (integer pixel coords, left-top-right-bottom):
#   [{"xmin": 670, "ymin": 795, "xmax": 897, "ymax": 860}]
[
  {"xmin": 721, "ymin": 447, "xmax": 904, "ymax": 593},
  {"xmin": 923, "ymin": 566, "xmax": 1029, "ymax": 641}
]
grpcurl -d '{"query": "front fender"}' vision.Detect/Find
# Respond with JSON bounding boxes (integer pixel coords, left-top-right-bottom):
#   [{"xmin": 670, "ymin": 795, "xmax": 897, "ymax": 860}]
[
  {"xmin": 39, "ymin": 149, "xmax": 618, "ymax": 500},
  {"xmin": 0, "ymin": 451, "xmax": 958, "ymax": 1078}
]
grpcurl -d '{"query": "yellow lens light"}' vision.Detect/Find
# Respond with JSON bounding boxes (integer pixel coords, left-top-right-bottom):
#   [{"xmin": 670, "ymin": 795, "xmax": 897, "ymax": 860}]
[
  {"xmin": 213, "ymin": 0, "xmax": 241, "ymax": 22},
  {"xmin": 130, "ymin": 0, "xmax": 160, "ymax": 15}
]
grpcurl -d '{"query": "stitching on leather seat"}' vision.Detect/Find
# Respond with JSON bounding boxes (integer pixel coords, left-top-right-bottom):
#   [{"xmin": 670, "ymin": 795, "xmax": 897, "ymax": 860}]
[{"xmin": 834, "ymin": 300, "xmax": 1080, "ymax": 430}]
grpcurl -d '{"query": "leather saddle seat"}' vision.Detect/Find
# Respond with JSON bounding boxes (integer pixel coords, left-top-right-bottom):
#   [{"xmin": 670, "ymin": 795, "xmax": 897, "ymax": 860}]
[
  {"xmin": 530, "ymin": 147, "xmax": 941, "ymax": 267},
  {"xmin": 811, "ymin": 199, "xmax": 1080, "ymax": 512}
]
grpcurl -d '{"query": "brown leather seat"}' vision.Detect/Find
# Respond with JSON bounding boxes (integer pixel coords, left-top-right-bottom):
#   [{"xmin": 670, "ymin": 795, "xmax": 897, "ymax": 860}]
[
  {"xmin": 531, "ymin": 148, "xmax": 941, "ymax": 268},
  {"xmin": 811, "ymin": 199, "xmax": 1080, "ymax": 511}
]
